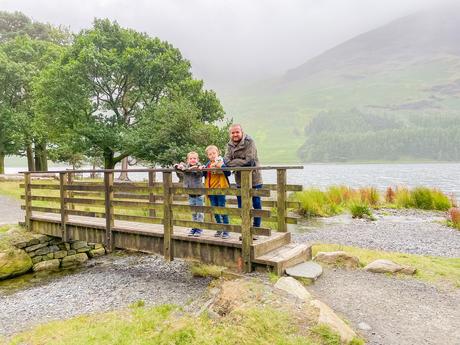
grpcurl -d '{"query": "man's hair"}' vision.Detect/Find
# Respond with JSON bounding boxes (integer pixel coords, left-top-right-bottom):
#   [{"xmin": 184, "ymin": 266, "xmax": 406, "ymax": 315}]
[
  {"xmin": 205, "ymin": 145, "xmax": 219, "ymax": 154},
  {"xmin": 186, "ymin": 151, "xmax": 199, "ymax": 160},
  {"xmin": 229, "ymin": 123, "xmax": 243, "ymax": 132}
]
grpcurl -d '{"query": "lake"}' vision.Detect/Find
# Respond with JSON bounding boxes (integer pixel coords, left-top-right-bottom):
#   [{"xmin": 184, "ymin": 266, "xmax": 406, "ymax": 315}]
[{"xmin": 5, "ymin": 163, "xmax": 460, "ymax": 200}]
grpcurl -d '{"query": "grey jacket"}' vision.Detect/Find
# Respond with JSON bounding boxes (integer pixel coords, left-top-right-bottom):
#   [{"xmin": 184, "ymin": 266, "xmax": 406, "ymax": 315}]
[
  {"xmin": 174, "ymin": 163, "xmax": 204, "ymax": 195},
  {"xmin": 224, "ymin": 134, "xmax": 263, "ymax": 186}
]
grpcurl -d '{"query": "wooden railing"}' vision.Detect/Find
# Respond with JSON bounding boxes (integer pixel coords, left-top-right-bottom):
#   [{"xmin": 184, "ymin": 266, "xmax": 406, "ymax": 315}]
[{"xmin": 21, "ymin": 166, "xmax": 303, "ymax": 272}]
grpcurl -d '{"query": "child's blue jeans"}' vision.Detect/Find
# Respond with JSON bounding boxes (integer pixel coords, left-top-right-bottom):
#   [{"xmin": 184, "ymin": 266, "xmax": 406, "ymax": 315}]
[
  {"xmin": 189, "ymin": 195, "xmax": 204, "ymax": 224},
  {"xmin": 208, "ymin": 195, "xmax": 229, "ymax": 224}
]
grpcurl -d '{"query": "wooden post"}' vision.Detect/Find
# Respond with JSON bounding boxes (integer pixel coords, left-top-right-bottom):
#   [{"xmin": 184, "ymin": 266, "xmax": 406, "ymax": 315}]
[
  {"xmin": 67, "ymin": 171, "xmax": 75, "ymax": 211},
  {"xmin": 240, "ymin": 170, "xmax": 253, "ymax": 272},
  {"xmin": 276, "ymin": 169, "xmax": 287, "ymax": 232},
  {"xmin": 24, "ymin": 172, "xmax": 32, "ymax": 230},
  {"xmin": 104, "ymin": 171, "xmax": 114, "ymax": 252},
  {"xmin": 148, "ymin": 170, "xmax": 156, "ymax": 217},
  {"xmin": 162, "ymin": 171, "xmax": 173, "ymax": 261},
  {"xmin": 59, "ymin": 172, "xmax": 69, "ymax": 241}
]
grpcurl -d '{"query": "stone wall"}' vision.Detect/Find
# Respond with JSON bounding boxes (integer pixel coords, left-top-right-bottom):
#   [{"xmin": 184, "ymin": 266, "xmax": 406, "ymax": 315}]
[{"xmin": 11, "ymin": 234, "xmax": 106, "ymax": 273}]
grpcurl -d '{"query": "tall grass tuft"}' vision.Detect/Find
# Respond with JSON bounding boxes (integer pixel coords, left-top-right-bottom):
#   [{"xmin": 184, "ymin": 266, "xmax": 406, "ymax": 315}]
[
  {"xmin": 385, "ymin": 186, "xmax": 396, "ymax": 203},
  {"xmin": 349, "ymin": 203, "xmax": 373, "ymax": 219},
  {"xmin": 411, "ymin": 187, "xmax": 451, "ymax": 211},
  {"xmin": 359, "ymin": 187, "xmax": 380, "ymax": 206},
  {"xmin": 395, "ymin": 187, "xmax": 413, "ymax": 208},
  {"xmin": 449, "ymin": 208, "xmax": 460, "ymax": 230}
]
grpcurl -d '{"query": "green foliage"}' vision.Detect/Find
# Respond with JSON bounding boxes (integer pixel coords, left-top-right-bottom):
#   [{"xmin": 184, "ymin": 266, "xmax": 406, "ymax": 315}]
[
  {"xmin": 310, "ymin": 324, "xmax": 341, "ymax": 345},
  {"xmin": 34, "ymin": 19, "xmax": 226, "ymax": 169},
  {"xmin": 349, "ymin": 203, "xmax": 373, "ymax": 219}
]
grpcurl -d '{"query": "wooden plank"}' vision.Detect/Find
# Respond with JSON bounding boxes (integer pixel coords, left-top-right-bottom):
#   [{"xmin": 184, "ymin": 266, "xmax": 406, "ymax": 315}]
[
  {"xmin": 104, "ymin": 171, "xmax": 114, "ymax": 252},
  {"xmin": 277, "ymin": 169, "xmax": 287, "ymax": 232},
  {"xmin": 67, "ymin": 209, "xmax": 106, "ymax": 218},
  {"xmin": 114, "ymin": 184, "xmax": 163, "ymax": 193},
  {"xmin": 67, "ymin": 172, "xmax": 75, "ymax": 211},
  {"xmin": 112, "ymin": 200, "xmax": 163, "ymax": 209},
  {"xmin": 22, "ymin": 205, "xmax": 61, "ymax": 214},
  {"xmin": 65, "ymin": 184, "xmax": 105, "ymax": 191},
  {"xmin": 263, "ymin": 184, "xmax": 303, "ymax": 192},
  {"xmin": 26, "ymin": 195, "xmax": 61, "ymax": 203},
  {"xmin": 267, "ymin": 216, "xmax": 300, "ymax": 224},
  {"xmin": 60, "ymin": 172, "xmax": 69, "ymax": 241},
  {"xmin": 240, "ymin": 170, "xmax": 252, "ymax": 272},
  {"xmin": 20, "ymin": 183, "xmax": 60, "ymax": 190},
  {"xmin": 172, "ymin": 219, "xmax": 272, "ymax": 236},
  {"xmin": 172, "ymin": 187, "xmax": 241, "ymax": 196},
  {"xmin": 24, "ymin": 173, "xmax": 32, "ymax": 230},
  {"xmin": 163, "ymin": 171, "xmax": 173, "ymax": 261},
  {"xmin": 148, "ymin": 171, "xmax": 157, "ymax": 217},
  {"xmin": 64, "ymin": 197, "xmax": 106, "ymax": 206},
  {"xmin": 114, "ymin": 214, "xmax": 163, "ymax": 224}
]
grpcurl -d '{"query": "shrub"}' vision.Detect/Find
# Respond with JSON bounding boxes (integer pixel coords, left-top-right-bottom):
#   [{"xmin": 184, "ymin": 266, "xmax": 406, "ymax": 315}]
[
  {"xmin": 360, "ymin": 187, "xmax": 380, "ymax": 206},
  {"xmin": 294, "ymin": 189, "xmax": 342, "ymax": 217},
  {"xmin": 449, "ymin": 208, "xmax": 460, "ymax": 230},
  {"xmin": 395, "ymin": 187, "xmax": 412, "ymax": 208},
  {"xmin": 411, "ymin": 187, "xmax": 451, "ymax": 211},
  {"xmin": 349, "ymin": 203, "xmax": 373, "ymax": 219},
  {"xmin": 431, "ymin": 189, "xmax": 452, "ymax": 211},
  {"xmin": 385, "ymin": 186, "xmax": 396, "ymax": 203}
]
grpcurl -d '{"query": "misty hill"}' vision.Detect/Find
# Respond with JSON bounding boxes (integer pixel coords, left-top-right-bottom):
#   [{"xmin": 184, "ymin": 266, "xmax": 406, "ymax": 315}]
[{"xmin": 221, "ymin": 5, "xmax": 460, "ymax": 163}]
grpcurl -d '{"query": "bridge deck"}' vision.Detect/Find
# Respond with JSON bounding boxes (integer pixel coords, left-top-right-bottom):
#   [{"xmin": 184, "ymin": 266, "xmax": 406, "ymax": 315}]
[{"xmin": 30, "ymin": 212, "xmax": 284, "ymax": 250}]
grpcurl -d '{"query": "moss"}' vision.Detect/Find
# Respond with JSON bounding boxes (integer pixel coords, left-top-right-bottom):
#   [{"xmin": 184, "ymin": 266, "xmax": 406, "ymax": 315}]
[
  {"xmin": 0, "ymin": 248, "xmax": 33, "ymax": 280},
  {"xmin": 189, "ymin": 262, "xmax": 225, "ymax": 278}
]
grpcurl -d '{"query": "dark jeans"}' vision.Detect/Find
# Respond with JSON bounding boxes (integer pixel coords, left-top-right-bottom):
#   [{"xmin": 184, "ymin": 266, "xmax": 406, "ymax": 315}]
[
  {"xmin": 208, "ymin": 195, "xmax": 229, "ymax": 224},
  {"xmin": 237, "ymin": 184, "xmax": 263, "ymax": 227}
]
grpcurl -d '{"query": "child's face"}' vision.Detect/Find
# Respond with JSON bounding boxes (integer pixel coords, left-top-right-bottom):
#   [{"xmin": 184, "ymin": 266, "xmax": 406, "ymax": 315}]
[
  {"xmin": 207, "ymin": 149, "xmax": 219, "ymax": 162},
  {"xmin": 187, "ymin": 154, "xmax": 199, "ymax": 165}
]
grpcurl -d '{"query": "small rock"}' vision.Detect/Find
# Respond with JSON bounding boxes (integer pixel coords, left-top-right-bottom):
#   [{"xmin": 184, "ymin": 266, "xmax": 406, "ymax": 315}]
[
  {"xmin": 358, "ymin": 322, "xmax": 372, "ymax": 331},
  {"xmin": 77, "ymin": 247, "xmax": 92, "ymax": 253},
  {"xmin": 12, "ymin": 241, "xmax": 27, "ymax": 249},
  {"xmin": 58, "ymin": 243, "xmax": 71, "ymax": 251},
  {"xmin": 26, "ymin": 238, "xmax": 39, "ymax": 247},
  {"xmin": 314, "ymin": 251, "xmax": 360, "ymax": 269},
  {"xmin": 49, "ymin": 245, "xmax": 60, "ymax": 253},
  {"xmin": 61, "ymin": 253, "xmax": 88, "ymax": 268},
  {"xmin": 93, "ymin": 243, "xmax": 104, "ymax": 250},
  {"xmin": 286, "ymin": 261, "xmax": 323, "ymax": 280},
  {"xmin": 364, "ymin": 259, "xmax": 416, "ymax": 275},
  {"xmin": 35, "ymin": 234, "xmax": 51, "ymax": 244},
  {"xmin": 25, "ymin": 242, "xmax": 48, "ymax": 253},
  {"xmin": 34, "ymin": 247, "xmax": 50, "ymax": 256},
  {"xmin": 33, "ymin": 259, "xmax": 60, "ymax": 272},
  {"xmin": 53, "ymin": 250, "xmax": 67, "ymax": 259},
  {"xmin": 45, "ymin": 253, "xmax": 54, "ymax": 260},
  {"xmin": 274, "ymin": 277, "xmax": 311, "ymax": 300},
  {"xmin": 310, "ymin": 299, "xmax": 357, "ymax": 343},
  {"xmin": 32, "ymin": 256, "xmax": 43, "ymax": 264},
  {"xmin": 88, "ymin": 248, "xmax": 106, "ymax": 258},
  {"xmin": 67, "ymin": 250, "xmax": 76, "ymax": 256},
  {"xmin": 71, "ymin": 241, "xmax": 88, "ymax": 250}
]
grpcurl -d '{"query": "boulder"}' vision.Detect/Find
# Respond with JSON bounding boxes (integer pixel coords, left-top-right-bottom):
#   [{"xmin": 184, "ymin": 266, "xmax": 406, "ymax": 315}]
[
  {"xmin": 274, "ymin": 277, "xmax": 311, "ymax": 301},
  {"xmin": 33, "ymin": 259, "xmax": 60, "ymax": 272},
  {"xmin": 310, "ymin": 299, "xmax": 357, "ymax": 343},
  {"xmin": 61, "ymin": 253, "xmax": 88, "ymax": 268},
  {"xmin": 314, "ymin": 251, "xmax": 360, "ymax": 269},
  {"xmin": 0, "ymin": 249, "xmax": 33, "ymax": 280},
  {"xmin": 88, "ymin": 247, "xmax": 106, "ymax": 258},
  {"xmin": 364, "ymin": 259, "xmax": 416, "ymax": 275},
  {"xmin": 286, "ymin": 261, "xmax": 323, "ymax": 281}
]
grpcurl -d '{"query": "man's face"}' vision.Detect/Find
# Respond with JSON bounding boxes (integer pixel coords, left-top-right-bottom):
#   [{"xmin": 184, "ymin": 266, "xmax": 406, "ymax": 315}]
[{"xmin": 230, "ymin": 126, "xmax": 243, "ymax": 142}]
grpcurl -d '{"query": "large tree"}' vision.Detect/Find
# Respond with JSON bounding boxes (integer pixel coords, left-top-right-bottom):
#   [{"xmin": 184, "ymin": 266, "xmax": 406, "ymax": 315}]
[
  {"xmin": 0, "ymin": 35, "xmax": 63, "ymax": 171},
  {"xmin": 35, "ymin": 19, "xmax": 226, "ymax": 169}
]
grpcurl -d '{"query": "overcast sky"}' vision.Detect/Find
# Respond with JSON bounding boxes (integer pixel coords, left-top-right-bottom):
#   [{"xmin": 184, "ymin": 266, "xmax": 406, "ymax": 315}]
[{"xmin": 0, "ymin": 0, "xmax": 454, "ymax": 89}]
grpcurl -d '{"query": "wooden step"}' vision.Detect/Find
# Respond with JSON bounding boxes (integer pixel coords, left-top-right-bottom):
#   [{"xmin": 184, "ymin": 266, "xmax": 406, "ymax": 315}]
[
  {"xmin": 251, "ymin": 232, "xmax": 291, "ymax": 259},
  {"xmin": 253, "ymin": 243, "xmax": 312, "ymax": 275}
]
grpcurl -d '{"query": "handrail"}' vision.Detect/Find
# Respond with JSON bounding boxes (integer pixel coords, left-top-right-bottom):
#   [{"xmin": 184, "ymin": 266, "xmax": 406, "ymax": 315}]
[{"xmin": 20, "ymin": 165, "xmax": 303, "ymax": 174}]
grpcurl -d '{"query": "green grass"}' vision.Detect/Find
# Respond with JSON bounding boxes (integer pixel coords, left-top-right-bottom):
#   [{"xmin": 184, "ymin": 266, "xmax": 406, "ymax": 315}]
[
  {"xmin": 313, "ymin": 244, "xmax": 460, "ymax": 288},
  {"xmin": 0, "ymin": 181, "xmax": 22, "ymax": 199},
  {"xmin": 190, "ymin": 262, "xmax": 226, "ymax": 278},
  {"xmin": 349, "ymin": 203, "xmax": 373, "ymax": 219},
  {"xmin": 6, "ymin": 302, "xmax": 353, "ymax": 345}
]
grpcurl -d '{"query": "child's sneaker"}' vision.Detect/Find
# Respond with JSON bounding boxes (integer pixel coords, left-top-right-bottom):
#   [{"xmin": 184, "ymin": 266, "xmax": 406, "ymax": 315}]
[
  {"xmin": 214, "ymin": 231, "xmax": 222, "ymax": 237},
  {"xmin": 221, "ymin": 231, "xmax": 230, "ymax": 239},
  {"xmin": 193, "ymin": 229, "xmax": 202, "ymax": 237},
  {"xmin": 188, "ymin": 228, "xmax": 196, "ymax": 236}
]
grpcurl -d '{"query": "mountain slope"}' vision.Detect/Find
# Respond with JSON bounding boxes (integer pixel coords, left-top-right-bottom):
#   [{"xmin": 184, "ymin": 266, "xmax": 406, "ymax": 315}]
[{"xmin": 221, "ymin": 5, "xmax": 460, "ymax": 163}]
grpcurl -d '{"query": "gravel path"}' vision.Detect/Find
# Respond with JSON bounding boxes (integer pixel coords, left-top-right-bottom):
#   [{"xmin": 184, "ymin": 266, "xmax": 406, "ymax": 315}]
[
  {"xmin": 0, "ymin": 253, "xmax": 210, "ymax": 336},
  {"xmin": 0, "ymin": 195, "xmax": 23, "ymax": 226},
  {"xmin": 293, "ymin": 209, "xmax": 460, "ymax": 257},
  {"xmin": 308, "ymin": 268, "xmax": 460, "ymax": 345}
]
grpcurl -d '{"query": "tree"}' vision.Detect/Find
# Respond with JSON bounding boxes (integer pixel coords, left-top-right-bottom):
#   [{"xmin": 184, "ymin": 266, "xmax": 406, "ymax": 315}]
[
  {"xmin": 0, "ymin": 35, "xmax": 63, "ymax": 171},
  {"xmin": 35, "ymin": 19, "xmax": 226, "ymax": 169}
]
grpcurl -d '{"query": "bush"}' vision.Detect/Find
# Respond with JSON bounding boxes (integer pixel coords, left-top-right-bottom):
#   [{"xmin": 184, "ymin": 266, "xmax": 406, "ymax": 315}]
[
  {"xmin": 359, "ymin": 187, "xmax": 380, "ymax": 206},
  {"xmin": 449, "ymin": 208, "xmax": 460, "ymax": 230},
  {"xmin": 294, "ymin": 189, "xmax": 342, "ymax": 217},
  {"xmin": 349, "ymin": 203, "xmax": 373, "ymax": 219},
  {"xmin": 411, "ymin": 187, "xmax": 451, "ymax": 211},
  {"xmin": 385, "ymin": 186, "xmax": 396, "ymax": 203},
  {"xmin": 395, "ymin": 187, "xmax": 413, "ymax": 208}
]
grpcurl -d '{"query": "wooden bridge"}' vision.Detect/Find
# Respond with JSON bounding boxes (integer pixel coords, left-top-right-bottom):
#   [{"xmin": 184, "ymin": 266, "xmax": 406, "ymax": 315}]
[{"xmin": 21, "ymin": 166, "xmax": 311, "ymax": 274}]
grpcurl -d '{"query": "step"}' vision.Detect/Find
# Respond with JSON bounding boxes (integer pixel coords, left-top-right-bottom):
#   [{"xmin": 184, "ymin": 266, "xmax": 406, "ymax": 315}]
[
  {"xmin": 251, "ymin": 232, "xmax": 291, "ymax": 259},
  {"xmin": 253, "ymin": 242, "xmax": 312, "ymax": 275}
]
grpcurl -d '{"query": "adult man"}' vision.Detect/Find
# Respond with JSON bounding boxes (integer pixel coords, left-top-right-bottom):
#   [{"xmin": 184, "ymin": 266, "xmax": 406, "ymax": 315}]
[{"xmin": 224, "ymin": 124, "xmax": 263, "ymax": 227}]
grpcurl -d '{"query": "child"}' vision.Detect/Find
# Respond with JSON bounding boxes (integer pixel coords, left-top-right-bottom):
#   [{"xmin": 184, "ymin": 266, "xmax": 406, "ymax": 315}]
[
  {"xmin": 203, "ymin": 145, "xmax": 231, "ymax": 239},
  {"xmin": 174, "ymin": 152, "xmax": 204, "ymax": 237}
]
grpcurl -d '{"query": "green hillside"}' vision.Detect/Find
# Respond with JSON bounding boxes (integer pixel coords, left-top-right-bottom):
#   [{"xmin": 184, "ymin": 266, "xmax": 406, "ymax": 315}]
[{"xmin": 220, "ymin": 5, "xmax": 460, "ymax": 163}]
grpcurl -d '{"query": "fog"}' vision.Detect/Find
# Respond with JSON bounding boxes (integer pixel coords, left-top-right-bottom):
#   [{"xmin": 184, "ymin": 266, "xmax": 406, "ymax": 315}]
[{"xmin": 0, "ymin": 0, "xmax": 455, "ymax": 89}]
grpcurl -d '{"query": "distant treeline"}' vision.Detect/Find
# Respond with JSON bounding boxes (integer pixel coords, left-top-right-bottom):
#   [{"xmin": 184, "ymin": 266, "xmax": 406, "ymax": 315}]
[{"xmin": 298, "ymin": 109, "xmax": 460, "ymax": 161}]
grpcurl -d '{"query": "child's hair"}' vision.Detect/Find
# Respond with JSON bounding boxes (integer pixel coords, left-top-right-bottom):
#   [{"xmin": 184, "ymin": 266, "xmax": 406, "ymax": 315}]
[
  {"xmin": 205, "ymin": 145, "xmax": 219, "ymax": 154},
  {"xmin": 186, "ymin": 151, "xmax": 199, "ymax": 160}
]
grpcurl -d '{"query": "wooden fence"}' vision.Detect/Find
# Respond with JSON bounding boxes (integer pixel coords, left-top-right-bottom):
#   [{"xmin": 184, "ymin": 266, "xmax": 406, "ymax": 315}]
[{"xmin": 21, "ymin": 166, "xmax": 303, "ymax": 272}]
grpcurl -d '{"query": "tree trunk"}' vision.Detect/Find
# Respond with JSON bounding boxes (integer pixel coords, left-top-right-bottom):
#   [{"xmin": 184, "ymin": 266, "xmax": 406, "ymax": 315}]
[
  {"xmin": 34, "ymin": 142, "xmax": 48, "ymax": 172},
  {"xmin": 104, "ymin": 150, "xmax": 116, "ymax": 169},
  {"xmin": 117, "ymin": 157, "xmax": 130, "ymax": 181},
  {"xmin": 26, "ymin": 143, "xmax": 35, "ymax": 172},
  {"xmin": 0, "ymin": 151, "xmax": 5, "ymax": 174}
]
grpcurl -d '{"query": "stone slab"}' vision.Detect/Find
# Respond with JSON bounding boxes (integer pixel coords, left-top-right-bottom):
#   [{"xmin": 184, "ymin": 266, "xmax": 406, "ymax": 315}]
[{"xmin": 286, "ymin": 261, "xmax": 323, "ymax": 280}]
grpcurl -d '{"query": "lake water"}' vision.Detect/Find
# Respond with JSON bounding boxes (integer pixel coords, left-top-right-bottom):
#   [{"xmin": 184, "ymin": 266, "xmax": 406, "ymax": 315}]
[{"xmin": 5, "ymin": 163, "xmax": 460, "ymax": 200}]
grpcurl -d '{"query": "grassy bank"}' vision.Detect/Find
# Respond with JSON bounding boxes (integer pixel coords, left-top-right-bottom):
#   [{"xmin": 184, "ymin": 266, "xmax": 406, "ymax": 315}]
[
  {"xmin": 313, "ymin": 244, "xmax": 460, "ymax": 288},
  {"xmin": 293, "ymin": 186, "xmax": 455, "ymax": 217}
]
